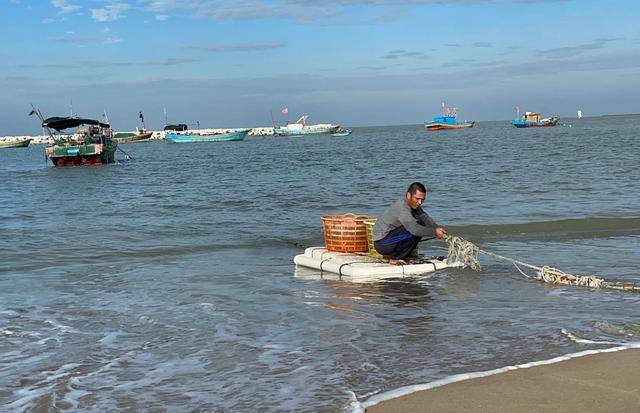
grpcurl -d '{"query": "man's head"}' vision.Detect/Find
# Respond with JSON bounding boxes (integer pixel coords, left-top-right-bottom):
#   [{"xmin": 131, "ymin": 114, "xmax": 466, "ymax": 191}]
[{"xmin": 406, "ymin": 182, "xmax": 426, "ymax": 209}]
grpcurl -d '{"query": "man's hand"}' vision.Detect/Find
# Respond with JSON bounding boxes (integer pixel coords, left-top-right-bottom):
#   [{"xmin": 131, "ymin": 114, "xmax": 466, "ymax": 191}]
[{"xmin": 435, "ymin": 227, "xmax": 447, "ymax": 239}]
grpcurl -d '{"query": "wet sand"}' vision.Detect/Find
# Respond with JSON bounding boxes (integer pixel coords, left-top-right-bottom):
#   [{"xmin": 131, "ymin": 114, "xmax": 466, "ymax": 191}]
[{"xmin": 366, "ymin": 348, "xmax": 640, "ymax": 413}]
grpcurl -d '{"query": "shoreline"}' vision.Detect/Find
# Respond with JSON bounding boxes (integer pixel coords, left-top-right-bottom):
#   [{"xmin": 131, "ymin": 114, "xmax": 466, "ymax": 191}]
[
  {"xmin": 0, "ymin": 127, "xmax": 280, "ymax": 144},
  {"xmin": 360, "ymin": 345, "xmax": 640, "ymax": 413}
]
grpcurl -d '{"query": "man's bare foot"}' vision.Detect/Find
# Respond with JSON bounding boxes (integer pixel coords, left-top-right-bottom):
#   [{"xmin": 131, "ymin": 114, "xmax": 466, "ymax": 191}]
[{"xmin": 389, "ymin": 259, "xmax": 408, "ymax": 265}]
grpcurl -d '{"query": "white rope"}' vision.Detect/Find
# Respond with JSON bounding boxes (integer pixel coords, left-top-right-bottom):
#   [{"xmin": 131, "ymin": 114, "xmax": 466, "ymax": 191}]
[{"xmin": 445, "ymin": 235, "xmax": 640, "ymax": 293}]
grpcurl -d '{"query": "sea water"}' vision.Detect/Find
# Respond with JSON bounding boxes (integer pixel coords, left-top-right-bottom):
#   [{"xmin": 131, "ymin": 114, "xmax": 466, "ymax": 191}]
[{"xmin": 1, "ymin": 116, "xmax": 639, "ymax": 411}]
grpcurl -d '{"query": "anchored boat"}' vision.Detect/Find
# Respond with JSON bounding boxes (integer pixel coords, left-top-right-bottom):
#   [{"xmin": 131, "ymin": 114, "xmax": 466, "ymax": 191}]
[
  {"xmin": 331, "ymin": 129, "xmax": 352, "ymax": 137},
  {"xmin": 511, "ymin": 110, "xmax": 559, "ymax": 128},
  {"xmin": 30, "ymin": 107, "xmax": 118, "ymax": 167},
  {"xmin": 273, "ymin": 115, "xmax": 340, "ymax": 136},
  {"xmin": 0, "ymin": 138, "xmax": 32, "ymax": 149},
  {"xmin": 424, "ymin": 105, "xmax": 474, "ymax": 131},
  {"xmin": 165, "ymin": 128, "xmax": 250, "ymax": 143},
  {"xmin": 114, "ymin": 111, "xmax": 153, "ymax": 143},
  {"xmin": 113, "ymin": 130, "xmax": 153, "ymax": 143}
]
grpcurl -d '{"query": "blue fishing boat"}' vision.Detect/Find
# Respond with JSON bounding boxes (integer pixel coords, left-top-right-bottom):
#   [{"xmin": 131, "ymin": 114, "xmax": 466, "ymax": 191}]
[
  {"xmin": 511, "ymin": 111, "xmax": 559, "ymax": 128},
  {"xmin": 165, "ymin": 129, "xmax": 250, "ymax": 143},
  {"xmin": 424, "ymin": 105, "xmax": 474, "ymax": 131}
]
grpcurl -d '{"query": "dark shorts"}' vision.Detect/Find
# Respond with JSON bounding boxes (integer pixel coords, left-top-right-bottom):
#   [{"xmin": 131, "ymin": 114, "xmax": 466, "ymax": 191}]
[{"xmin": 374, "ymin": 225, "xmax": 421, "ymax": 260}]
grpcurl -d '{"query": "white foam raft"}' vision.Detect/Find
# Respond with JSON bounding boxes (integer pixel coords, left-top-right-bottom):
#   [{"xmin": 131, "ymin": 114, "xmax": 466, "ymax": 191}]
[{"xmin": 293, "ymin": 247, "xmax": 460, "ymax": 282}]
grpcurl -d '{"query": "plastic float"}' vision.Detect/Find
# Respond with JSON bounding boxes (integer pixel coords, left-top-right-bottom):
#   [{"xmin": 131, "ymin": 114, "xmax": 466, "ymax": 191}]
[
  {"xmin": 293, "ymin": 247, "xmax": 459, "ymax": 282},
  {"xmin": 294, "ymin": 213, "xmax": 459, "ymax": 282}
]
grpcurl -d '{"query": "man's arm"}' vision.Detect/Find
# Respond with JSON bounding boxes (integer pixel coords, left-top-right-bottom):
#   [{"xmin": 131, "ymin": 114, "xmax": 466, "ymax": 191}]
[{"xmin": 397, "ymin": 206, "xmax": 437, "ymax": 238}]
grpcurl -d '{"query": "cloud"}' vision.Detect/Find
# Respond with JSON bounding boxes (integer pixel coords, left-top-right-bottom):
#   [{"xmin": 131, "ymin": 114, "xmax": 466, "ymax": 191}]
[
  {"xmin": 539, "ymin": 38, "xmax": 623, "ymax": 58},
  {"xmin": 382, "ymin": 49, "xmax": 424, "ymax": 59},
  {"xmin": 155, "ymin": 14, "xmax": 169, "ymax": 21},
  {"xmin": 51, "ymin": 0, "xmax": 81, "ymax": 14},
  {"xmin": 91, "ymin": 3, "xmax": 132, "ymax": 22},
  {"xmin": 183, "ymin": 42, "xmax": 286, "ymax": 52},
  {"xmin": 49, "ymin": 35, "xmax": 123, "ymax": 45},
  {"xmin": 473, "ymin": 42, "xmax": 493, "ymax": 48},
  {"xmin": 15, "ymin": 57, "xmax": 200, "ymax": 69}
]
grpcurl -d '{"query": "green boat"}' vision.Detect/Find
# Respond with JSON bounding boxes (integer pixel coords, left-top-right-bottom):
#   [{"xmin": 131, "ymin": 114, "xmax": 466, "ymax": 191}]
[
  {"xmin": 0, "ymin": 138, "xmax": 32, "ymax": 149},
  {"xmin": 30, "ymin": 107, "xmax": 119, "ymax": 167}
]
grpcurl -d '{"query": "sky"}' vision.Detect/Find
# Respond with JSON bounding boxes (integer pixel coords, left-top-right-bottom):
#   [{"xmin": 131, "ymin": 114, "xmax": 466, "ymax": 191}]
[{"xmin": 1, "ymin": 0, "xmax": 639, "ymax": 134}]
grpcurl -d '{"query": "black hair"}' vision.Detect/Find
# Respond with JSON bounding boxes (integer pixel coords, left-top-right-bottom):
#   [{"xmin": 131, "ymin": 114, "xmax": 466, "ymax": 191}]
[{"xmin": 407, "ymin": 182, "xmax": 426, "ymax": 194}]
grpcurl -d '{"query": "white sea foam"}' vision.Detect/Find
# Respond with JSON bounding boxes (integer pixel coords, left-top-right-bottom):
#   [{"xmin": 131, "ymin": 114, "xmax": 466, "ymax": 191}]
[
  {"xmin": 560, "ymin": 328, "xmax": 623, "ymax": 345},
  {"xmin": 352, "ymin": 344, "xmax": 640, "ymax": 412}
]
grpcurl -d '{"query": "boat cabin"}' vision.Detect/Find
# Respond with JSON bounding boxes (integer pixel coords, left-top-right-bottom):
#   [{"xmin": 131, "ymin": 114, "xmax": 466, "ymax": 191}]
[
  {"xmin": 523, "ymin": 112, "xmax": 541, "ymax": 122},
  {"xmin": 432, "ymin": 115, "xmax": 457, "ymax": 125}
]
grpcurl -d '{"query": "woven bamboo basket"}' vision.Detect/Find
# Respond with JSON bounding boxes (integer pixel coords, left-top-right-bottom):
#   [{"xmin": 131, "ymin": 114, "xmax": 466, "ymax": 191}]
[
  {"xmin": 364, "ymin": 219, "xmax": 384, "ymax": 259},
  {"xmin": 321, "ymin": 213, "xmax": 374, "ymax": 253}
]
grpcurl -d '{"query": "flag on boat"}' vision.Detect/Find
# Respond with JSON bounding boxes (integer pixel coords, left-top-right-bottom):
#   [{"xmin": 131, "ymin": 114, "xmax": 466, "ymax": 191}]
[
  {"xmin": 139, "ymin": 111, "xmax": 144, "ymax": 122},
  {"xmin": 281, "ymin": 107, "xmax": 289, "ymax": 115}
]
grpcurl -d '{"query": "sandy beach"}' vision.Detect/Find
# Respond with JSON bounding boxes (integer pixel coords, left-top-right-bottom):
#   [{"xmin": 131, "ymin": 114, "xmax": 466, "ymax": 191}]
[{"xmin": 365, "ymin": 347, "xmax": 640, "ymax": 413}]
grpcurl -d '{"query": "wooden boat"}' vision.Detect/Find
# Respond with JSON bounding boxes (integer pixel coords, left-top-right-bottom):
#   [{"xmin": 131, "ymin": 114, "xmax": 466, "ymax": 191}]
[
  {"xmin": 511, "ymin": 111, "xmax": 559, "ymax": 128},
  {"xmin": 165, "ymin": 129, "xmax": 250, "ymax": 143},
  {"xmin": 31, "ymin": 108, "xmax": 118, "ymax": 166},
  {"xmin": 331, "ymin": 129, "xmax": 352, "ymax": 137},
  {"xmin": 273, "ymin": 115, "xmax": 340, "ymax": 136},
  {"xmin": 424, "ymin": 105, "xmax": 474, "ymax": 131},
  {"xmin": 113, "ymin": 130, "xmax": 153, "ymax": 143},
  {"xmin": 0, "ymin": 138, "xmax": 32, "ymax": 148}
]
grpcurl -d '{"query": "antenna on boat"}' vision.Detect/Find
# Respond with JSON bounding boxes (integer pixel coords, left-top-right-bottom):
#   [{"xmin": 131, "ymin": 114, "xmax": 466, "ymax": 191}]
[
  {"xmin": 69, "ymin": 98, "xmax": 74, "ymax": 117},
  {"xmin": 442, "ymin": 101, "xmax": 445, "ymax": 116},
  {"xmin": 164, "ymin": 107, "xmax": 168, "ymax": 126},
  {"xmin": 269, "ymin": 109, "xmax": 276, "ymax": 128},
  {"xmin": 102, "ymin": 109, "xmax": 109, "ymax": 124},
  {"xmin": 515, "ymin": 104, "xmax": 520, "ymax": 120}
]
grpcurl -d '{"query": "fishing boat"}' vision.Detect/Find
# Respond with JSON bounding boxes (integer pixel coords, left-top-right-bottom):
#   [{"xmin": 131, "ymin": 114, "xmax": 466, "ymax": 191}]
[
  {"xmin": 511, "ymin": 111, "xmax": 559, "ymax": 128},
  {"xmin": 424, "ymin": 105, "xmax": 474, "ymax": 131},
  {"xmin": 114, "ymin": 111, "xmax": 153, "ymax": 143},
  {"xmin": 30, "ymin": 107, "xmax": 118, "ymax": 167},
  {"xmin": 331, "ymin": 129, "xmax": 352, "ymax": 137},
  {"xmin": 113, "ymin": 129, "xmax": 153, "ymax": 143},
  {"xmin": 0, "ymin": 138, "xmax": 32, "ymax": 149},
  {"xmin": 164, "ymin": 128, "xmax": 250, "ymax": 143},
  {"xmin": 273, "ymin": 115, "xmax": 340, "ymax": 136}
]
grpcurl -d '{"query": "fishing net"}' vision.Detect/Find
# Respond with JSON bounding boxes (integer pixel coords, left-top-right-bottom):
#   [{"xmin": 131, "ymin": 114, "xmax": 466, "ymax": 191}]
[{"xmin": 444, "ymin": 235, "xmax": 640, "ymax": 293}]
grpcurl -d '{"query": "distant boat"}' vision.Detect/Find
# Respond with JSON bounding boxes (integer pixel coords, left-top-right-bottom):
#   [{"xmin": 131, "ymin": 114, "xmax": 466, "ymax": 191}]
[
  {"xmin": 273, "ymin": 115, "xmax": 340, "ymax": 136},
  {"xmin": 165, "ymin": 129, "xmax": 250, "ymax": 143},
  {"xmin": 331, "ymin": 129, "xmax": 352, "ymax": 137},
  {"xmin": 33, "ymin": 113, "xmax": 118, "ymax": 166},
  {"xmin": 577, "ymin": 110, "xmax": 583, "ymax": 119},
  {"xmin": 424, "ymin": 105, "xmax": 474, "ymax": 131},
  {"xmin": 114, "ymin": 111, "xmax": 153, "ymax": 143},
  {"xmin": 0, "ymin": 138, "xmax": 32, "ymax": 149},
  {"xmin": 113, "ymin": 130, "xmax": 153, "ymax": 143},
  {"xmin": 512, "ymin": 111, "xmax": 559, "ymax": 128}
]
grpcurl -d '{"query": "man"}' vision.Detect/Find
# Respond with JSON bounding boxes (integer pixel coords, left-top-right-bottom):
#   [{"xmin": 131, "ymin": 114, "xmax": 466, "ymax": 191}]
[{"xmin": 373, "ymin": 182, "xmax": 447, "ymax": 265}]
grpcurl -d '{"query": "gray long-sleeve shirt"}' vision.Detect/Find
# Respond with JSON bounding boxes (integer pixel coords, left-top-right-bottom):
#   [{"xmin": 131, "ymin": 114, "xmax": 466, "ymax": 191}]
[{"xmin": 373, "ymin": 197, "xmax": 438, "ymax": 241}]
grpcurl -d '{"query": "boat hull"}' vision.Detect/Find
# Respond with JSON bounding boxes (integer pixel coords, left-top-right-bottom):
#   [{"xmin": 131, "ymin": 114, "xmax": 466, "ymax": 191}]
[
  {"xmin": 331, "ymin": 130, "xmax": 352, "ymax": 137},
  {"xmin": 45, "ymin": 143, "xmax": 117, "ymax": 167},
  {"xmin": 0, "ymin": 138, "xmax": 32, "ymax": 148},
  {"xmin": 511, "ymin": 120, "xmax": 558, "ymax": 128},
  {"xmin": 424, "ymin": 121, "xmax": 475, "ymax": 131},
  {"xmin": 114, "ymin": 131, "xmax": 153, "ymax": 143},
  {"xmin": 165, "ymin": 129, "xmax": 250, "ymax": 143}
]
